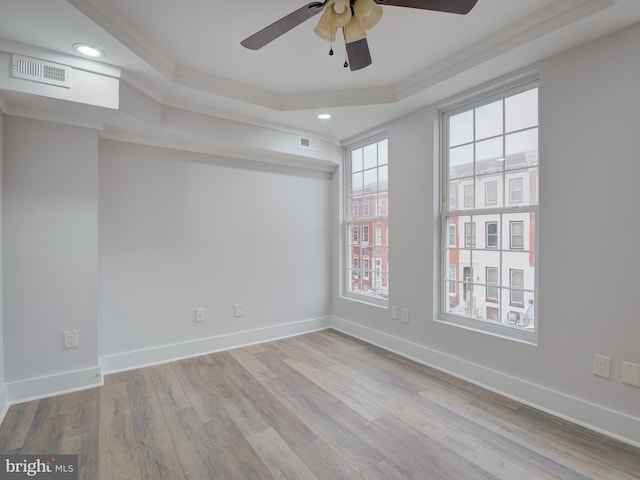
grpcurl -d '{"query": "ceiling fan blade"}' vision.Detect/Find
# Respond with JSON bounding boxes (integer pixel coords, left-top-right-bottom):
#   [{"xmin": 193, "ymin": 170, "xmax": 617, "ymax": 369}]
[
  {"xmin": 241, "ymin": 1, "xmax": 329, "ymax": 50},
  {"xmin": 373, "ymin": 0, "xmax": 478, "ymax": 15},
  {"xmin": 346, "ymin": 38, "xmax": 372, "ymax": 71}
]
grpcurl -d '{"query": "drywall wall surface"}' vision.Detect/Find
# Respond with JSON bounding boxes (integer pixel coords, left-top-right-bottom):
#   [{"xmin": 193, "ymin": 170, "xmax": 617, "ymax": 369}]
[
  {"xmin": 332, "ymin": 24, "xmax": 640, "ymax": 436},
  {"xmin": 3, "ymin": 116, "xmax": 99, "ymax": 382},
  {"xmin": 99, "ymin": 140, "xmax": 332, "ymax": 358}
]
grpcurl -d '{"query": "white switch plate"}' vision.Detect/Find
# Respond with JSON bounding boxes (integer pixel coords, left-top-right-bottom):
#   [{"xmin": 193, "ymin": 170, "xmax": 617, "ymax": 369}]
[
  {"xmin": 391, "ymin": 305, "xmax": 398, "ymax": 320},
  {"xmin": 195, "ymin": 308, "xmax": 205, "ymax": 323},
  {"xmin": 401, "ymin": 308, "xmax": 409, "ymax": 323},
  {"xmin": 234, "ymin": 303, "xmax": 244, "ymax": 317},
  {"xmin": 64, "ymin": 330, "xmax": 78, "ymax": 349},
  {"xmin": 621, "ymin": 361, "xmax": 640, "ymax": 387}
]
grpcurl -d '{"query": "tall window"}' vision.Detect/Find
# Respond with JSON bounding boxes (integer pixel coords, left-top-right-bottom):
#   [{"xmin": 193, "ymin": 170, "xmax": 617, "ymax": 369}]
[
  {"xmin": 442, "ymin": 81, "xmax": 538, "ymax": 338},
  {"xmin": 346, "ymin": 137, "xmax": 389, "ymax": 303}
]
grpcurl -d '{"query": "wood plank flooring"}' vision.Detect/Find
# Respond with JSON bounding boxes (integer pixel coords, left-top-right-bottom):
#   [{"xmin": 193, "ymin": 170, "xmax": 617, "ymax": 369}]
[{"xmin": 0, "ymin": 329, "xmax": 638, "ymax": 479}]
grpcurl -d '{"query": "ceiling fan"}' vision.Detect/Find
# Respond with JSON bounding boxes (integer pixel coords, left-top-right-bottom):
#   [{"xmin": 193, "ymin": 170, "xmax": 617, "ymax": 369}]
[{"xmin": 241, "ymin": 0, "xmax": 479, "ymax": 71}]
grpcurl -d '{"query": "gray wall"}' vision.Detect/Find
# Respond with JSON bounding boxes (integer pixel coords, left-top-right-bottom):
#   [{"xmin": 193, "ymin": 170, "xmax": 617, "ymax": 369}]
[
  {"xmin": 333, "ymin": 24, "xmax": 640, "ymax": 438},
  {"xmin": 3, "ymin": 117, "xmax": 99, "ymax": 382},
  {"xmin": 98, "ymin": 140, "xmax": 333, "ymax": 358}
]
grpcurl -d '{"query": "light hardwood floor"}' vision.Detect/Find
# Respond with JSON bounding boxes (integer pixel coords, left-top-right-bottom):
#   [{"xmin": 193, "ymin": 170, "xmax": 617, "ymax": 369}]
[{"xmin": 0, "ymin": 329, "xmax": 638, "ymax": 479}]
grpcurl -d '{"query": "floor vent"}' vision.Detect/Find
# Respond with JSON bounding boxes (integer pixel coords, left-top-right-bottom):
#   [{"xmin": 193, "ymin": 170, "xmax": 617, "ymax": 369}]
[{"xmin": 11, "ymin": 54, "xmax": 71, "ymax": 88}]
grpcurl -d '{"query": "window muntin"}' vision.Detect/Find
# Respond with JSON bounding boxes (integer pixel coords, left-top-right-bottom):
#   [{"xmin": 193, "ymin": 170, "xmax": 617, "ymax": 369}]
[
  {"xmin": 346, "ymin": 137, "xmax": 389, "ymax": 303},
  {"xmin": 442, "ymin": 83, "xmax": 538, "ymax": 338}
]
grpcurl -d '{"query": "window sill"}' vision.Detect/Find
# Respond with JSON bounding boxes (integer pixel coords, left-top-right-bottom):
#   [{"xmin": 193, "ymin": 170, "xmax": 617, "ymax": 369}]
[
  {"xmin": 435, "ymin": 314, "xmax": 538, "ymax": 346},
  {"xmin": 340, "ymin": 293, "xmax": 388, "ymax": 309}
]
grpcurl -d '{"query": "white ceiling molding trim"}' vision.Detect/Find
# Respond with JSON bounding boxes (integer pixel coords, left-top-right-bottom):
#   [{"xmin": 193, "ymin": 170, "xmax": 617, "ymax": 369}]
[{"xmin": 66, "ymin": 0, "xmax": 175, "ymax": 80}]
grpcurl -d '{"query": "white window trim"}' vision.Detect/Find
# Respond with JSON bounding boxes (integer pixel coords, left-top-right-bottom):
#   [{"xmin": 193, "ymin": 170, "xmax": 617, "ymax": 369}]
[
  {"xmin": 342, "ymin": 133, "xmax": 389, "ymax": 308},
  {"xmin": 438, "ymin": 77, "xmax": 539, "ymax": 344}
]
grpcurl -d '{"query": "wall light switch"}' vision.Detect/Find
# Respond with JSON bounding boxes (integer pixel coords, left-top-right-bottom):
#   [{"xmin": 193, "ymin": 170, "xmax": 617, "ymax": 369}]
[
  {"xmin": 195, "ymin": 308, "xmax": 205, "ymax": 323},
  {"xmin": 621, "ymin": 361, "xmax": 640, "ymax": 387},
  {"xmin": 234, "ymin": 303, "xmax": 244, "ymax": 318},
  {"xmin": 401, "ymin": 308, "xmax": 409, "ymax": 323},
  {"xmin": 391, "ymin": 305, "xmax": 398, "ymax": 320}
]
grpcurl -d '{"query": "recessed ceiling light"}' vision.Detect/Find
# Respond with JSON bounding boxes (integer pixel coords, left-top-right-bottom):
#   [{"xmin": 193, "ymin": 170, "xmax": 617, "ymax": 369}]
[
  {"xmin": 317, "ymin": 113, "xmax": 331, "ymax": 120},
  {"xmin": 73, "ymin": 43, "xmax": 105, "ymax": 59}
]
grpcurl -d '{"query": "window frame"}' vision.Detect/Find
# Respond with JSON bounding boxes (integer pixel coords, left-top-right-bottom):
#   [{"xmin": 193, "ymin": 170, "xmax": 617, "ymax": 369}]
[
  {"xmin": 438, "ymin": 78, "xmax": 539, "ymax": 344},
  {"xmin": 343, "ymin": 135, "xmax": 389, "ymax": 307}
]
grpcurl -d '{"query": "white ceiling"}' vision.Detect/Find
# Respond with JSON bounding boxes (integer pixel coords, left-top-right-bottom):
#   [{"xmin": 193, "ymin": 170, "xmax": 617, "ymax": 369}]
[{"xmin": 1, "ymin": 0, "xmax": 639, "ymax": 143}]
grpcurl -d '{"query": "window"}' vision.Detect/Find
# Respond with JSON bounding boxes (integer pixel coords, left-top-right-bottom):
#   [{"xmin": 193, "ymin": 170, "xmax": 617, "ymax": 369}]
[
  {"xmin": 486, "ymin": 267, "xmax": 498, "ymax": 301},
  {"xmin": 346, "ymin": 137, "xmax": 389, "ymax": 303},
  {"xmin": 510, "ymin": 269, "xmax": 524, "ymax": 306},
  {"xmin": 448, "ymin": 224, "xmax": 456, "ymax": 246},
  {"xmin": 363, "ymin": 225, "xmax": 370, "ymax": 244},
  {"xmin": 464, "ymin": 184, "xmax": 474, "ymax": 208},
  {"xmin": 485, "ymin": 180, "xmax": 497, "ymax": 205},
  {"xmin": 449, "ymin": 186, "xmax": 456, "ymax": 209},
  {"xmin": 486, "ymin": 221, "xmax": 498, "ymax": 248},
  {"xmin": 510, "ymin": 221, "xmax": 524, "ymax": 249},
  {"xmin": 442, "ymin": 81, "xmax": 538, "ymax": 339},
  {"xmin": 464, "ymin": 222, "xmax": 476, "ymax": 248},
  {"xmin": 509, "ymin": 177, "xmax": 524, "ymax": 204},
  {"xmin": 448, "ymin": 265, "xmax": 456, "ymax": 295}
]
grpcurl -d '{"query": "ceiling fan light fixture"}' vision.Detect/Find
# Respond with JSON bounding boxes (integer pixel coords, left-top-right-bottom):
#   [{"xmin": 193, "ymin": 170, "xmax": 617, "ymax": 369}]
[
  {"xmin": 324, "ymin": 0, "xmax": 352, "ymax": 27},
  {"xmin": 344, "ymin": 16, "xmax": 367, "ymax": 43},
  {"xmin": 314, "ymin": 10, "xmax": 337, "ymax": 42},
  {"xmin": 353, "ymin": 0, "xmax": 383, "ymax": 30}
]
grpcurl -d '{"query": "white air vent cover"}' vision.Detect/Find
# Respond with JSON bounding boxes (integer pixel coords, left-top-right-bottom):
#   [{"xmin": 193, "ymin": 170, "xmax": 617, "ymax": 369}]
[
  {"xmin": 298, "ymin": 135, "xmax": 320, "ymax": 151},
  {"xmin": 11, "ymin": 54, "xmax": 71, "ymax": 88}
]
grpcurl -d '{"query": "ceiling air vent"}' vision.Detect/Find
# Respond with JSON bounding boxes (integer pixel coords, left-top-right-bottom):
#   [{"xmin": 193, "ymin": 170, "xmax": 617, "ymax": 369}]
[
  {"xmin": 298, "ymin": 135, "xmax": 320, "ymax": 151},
  {"xmin": 11, "ymin": 54, "xmax": 71, "ymax": 88}
]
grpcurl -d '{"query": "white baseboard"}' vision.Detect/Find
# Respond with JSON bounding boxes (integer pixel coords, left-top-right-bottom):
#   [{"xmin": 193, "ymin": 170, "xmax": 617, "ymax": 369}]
[
  {"xmin": 100, "ymin": 316, "xmax": 332, "ymax": 374},
  {"xmin": 0, "ymin": 383, "xmax": 8, "ymax": 426},
  {"xmin": 331, "ymin": 316, "xmax": 640, "ymax": 448},
  {"xmin": 6, "ymin": 367, "xmax": 103, "ymax": 404}
]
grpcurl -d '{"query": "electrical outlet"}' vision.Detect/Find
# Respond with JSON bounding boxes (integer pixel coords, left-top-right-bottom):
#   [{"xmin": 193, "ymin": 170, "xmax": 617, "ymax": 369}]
[
  {"xmin": 234, "ymin": 303, "xmax": 244, "ymax": 318},
  {"xmin": 593, "ymin": 354, "xmax": 611, "ymax": 378},
  {"xmin": 64, "ymin": 330, "xmax": 78, "ymax": 349},
  {"xmin": 195, "ymin": 308, "xmax": 205, "ymax": 323},
  {"xmin": 401, "ymin": 308, "xmax": 409, "ymax": 323},
  {"xmin": 391, "ymin": 305, "xmax": 398, "ymax": 320}
]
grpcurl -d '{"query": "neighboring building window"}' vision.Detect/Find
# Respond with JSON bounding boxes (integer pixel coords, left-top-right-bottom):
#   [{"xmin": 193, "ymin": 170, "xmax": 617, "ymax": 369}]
[
  {"xmin": 464, "ymin": 184, "xmax": 474, "ymax": 208},
  {"xmin": 441, "ymin": 81, "xmax": 538, "ymax": 339},
  {"xmin": 464, "ymin": 222, "xmax": 476, "ymax": 248},
  {"xmin": 346, "ymin": 137, "xmax": 389, "ymax": 304},
  {"xmin": 509, "ymin": 177, "xmax": 524, "ymax": 204},
  {"xmin": 448, "ymin": 265, "xmax": 456, "ymax": 295},
  {"xmin": 485, "ymin": 180, "xmax": 497, "ymax": 205},
  {"xmin": 486, "ymin": 221, "xmax": 498, "ymax": 248},
  {"xmin": 510, "ymin": 221, "xmax": 524, "ymax": 249},
  {"xmin": 448, "ymin": 224, "xmax": 456, "ymax": 246},
  {"xmin": 510, "ymin": 269, "xmax": 524, "ymax": 306},
  {"xmin": 353, "ymin": 256, "xmax": 359, "ymax": 278},
  {"xmin": 486, "ymin": 267, "xmax": 499, "ymax": 301}
]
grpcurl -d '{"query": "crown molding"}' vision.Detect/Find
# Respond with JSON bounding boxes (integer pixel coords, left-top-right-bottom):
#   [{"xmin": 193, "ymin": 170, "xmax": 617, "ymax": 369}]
[
  {"xmin": 65, "ymin": 0, "xmax": 618, "ymax": 113},
  {"xmin": 66, "ymin": 0, "xmax": 175, "ymax": 79}
]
